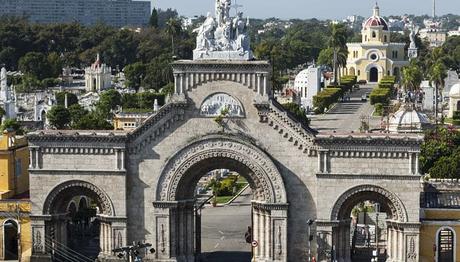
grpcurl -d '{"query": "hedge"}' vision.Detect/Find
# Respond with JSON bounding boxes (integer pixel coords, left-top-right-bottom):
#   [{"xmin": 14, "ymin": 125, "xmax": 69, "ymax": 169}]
[
  {"xmin": 313, "ymin": 88, "xmax": 342, "ymax": 113},
  {"xmin": 370, "ymin": 88, "xmax": 391, "ymax": 105},
  {"xmin": 374, "ymin": 103, "xmax": 384, "ymax": 116}
]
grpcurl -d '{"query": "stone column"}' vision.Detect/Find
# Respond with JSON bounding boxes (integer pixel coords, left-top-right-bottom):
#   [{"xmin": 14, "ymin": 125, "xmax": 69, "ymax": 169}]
[
  {"xmin": 260, "ymin": 210, "xmax": 266, "ymax": 258},
  {"xmin": 265, "ymin": 210, "xmax": 271, "ymax": 259},
  {"xmin": 415, "ymin": 153, "xmax": 420, "ymax": 175},
  {"xmin": 409, "ymin": 152, "xmax": 414, "ymax": 175},
  {"xmin": 387, "ymin": 226, "xmax": 392, "ymax": 260},
  {"xmin": 174, "ymin": 73, "xmax": 180, "ymax": 94},
  {"xmin": 253, "ymin": 207, "xmax": 260, "ymax": 259}
]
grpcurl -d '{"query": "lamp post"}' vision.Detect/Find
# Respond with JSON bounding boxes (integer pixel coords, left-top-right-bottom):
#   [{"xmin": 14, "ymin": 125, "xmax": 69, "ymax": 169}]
[
  {"xmin": 373, "ymin": 203, "xmax": 380, "ymax": 262},
  {"xmin": 307, "ymin": 219, "xmax": 315, "ymax": 262}
]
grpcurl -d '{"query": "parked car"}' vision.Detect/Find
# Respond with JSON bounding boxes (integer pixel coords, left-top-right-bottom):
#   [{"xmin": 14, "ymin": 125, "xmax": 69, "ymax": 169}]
[{"xmin": 357, "ymin": 80, "xmax": 367, "ymax": 85}]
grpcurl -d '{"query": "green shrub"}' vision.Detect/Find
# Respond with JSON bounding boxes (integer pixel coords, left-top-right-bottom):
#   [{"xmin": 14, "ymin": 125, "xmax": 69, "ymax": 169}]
[
  {"xmin": 313, "ymin": 88, "xmax": 342, "ymax": 113},
  {"xmin": 369, "ymin": 88, "xmax": 391, "ymax": 105},
  {"xmin": 374, "ymin": 103, "xmax": 384, "ymax": 116},
  {"xmin": 282, "ymin": 103, "xmax": 310, "ymax": 126}
]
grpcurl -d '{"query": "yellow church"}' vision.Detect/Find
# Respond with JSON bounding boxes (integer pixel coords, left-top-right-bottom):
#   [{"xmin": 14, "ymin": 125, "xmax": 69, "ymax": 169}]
[{"xmin": 344, "ymin": 3, "xmax": 409, "ymax": 83}]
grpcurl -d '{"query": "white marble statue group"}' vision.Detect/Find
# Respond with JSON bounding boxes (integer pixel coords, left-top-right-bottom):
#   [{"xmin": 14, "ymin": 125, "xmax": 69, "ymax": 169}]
[{"xmin": 193, "ymin": 0, "xmax": 253, "ymax": 60}]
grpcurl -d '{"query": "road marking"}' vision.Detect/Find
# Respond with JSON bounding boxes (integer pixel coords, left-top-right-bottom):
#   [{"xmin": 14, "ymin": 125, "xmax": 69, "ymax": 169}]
[
  {"xmin": 214, "ymin": 243, "xmax": 220, "ymax": 249},
  {"xmin": 218, "ymin": 230, "xmax": 224, "ymax": 235},
  {"xmin": 220, "ymin": 236, "xmax": 225, "ymax": 240}
]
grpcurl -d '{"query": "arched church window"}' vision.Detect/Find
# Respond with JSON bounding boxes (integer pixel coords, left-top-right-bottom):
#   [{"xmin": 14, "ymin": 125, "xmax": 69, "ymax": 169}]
[
  {"xmin": 372, "ymin": 31, "xmax": 376, "ymax": 38},
  {"xmin": 365, "ymin": 35, "xmax": 368, "ymax": 42},
  {"xmin": 437, "ymin": 227, "xmax": 455, "ymax": 262},
  {"xmin": 358, "ymin": 70, "xmax": 361, "ymax": 76},
  {"xmin": 384, "ymin": 35, "xmax": 387, "ymax": 42}
]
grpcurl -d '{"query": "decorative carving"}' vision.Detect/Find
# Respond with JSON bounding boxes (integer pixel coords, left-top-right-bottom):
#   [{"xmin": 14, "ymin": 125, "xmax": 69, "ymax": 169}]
[
  {"xmin": 156, "ymin": 135, "xmax": 287, "ymax": 204},
  {"xmin": 200, "ymin": 93, "xmax": 245, "ymax": 117},
  {"xmin": 331, "ymin": 185, "xmax": 408, "ymax": 222},
  {"xmin": 160, "ymin": 224, "xmax": 166, "ymax": 253},
  {"xmin": 407, "ymin": 236, "xmax": 417, "ymax": 261},
  {"xmin": 43, "ymin": 180, "xmax": 114, "ymax": 216},
  {"xmin": 117, "ymin": 231, "xmax": 123, "ymax": 248},
  {"xmin": 32, "ymin": 229, "xmax": 43, "ymax": 253}
]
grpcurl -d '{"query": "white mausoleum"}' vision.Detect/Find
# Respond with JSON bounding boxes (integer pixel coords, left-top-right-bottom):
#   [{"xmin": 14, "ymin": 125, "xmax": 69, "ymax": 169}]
[{"xmin": 85, "ymin": 54, "xmax": 112, "ymax": 92}]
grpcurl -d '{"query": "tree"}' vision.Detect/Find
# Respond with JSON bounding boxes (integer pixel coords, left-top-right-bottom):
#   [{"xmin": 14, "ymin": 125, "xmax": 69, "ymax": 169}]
[
  {"xmin": 402, "ymin": 61, "xmax": 423, "ymax": 91},
  {"xmin": 47, "ymin": 105, "xmax": 71, "ymax": 129},
  {"xmin": 150, "ymin": 8, "xmax": 159, "ymax": 28},
  {"xmin": 56, "ymin": 92, "xmax": 78, "ymax": 107},
  {"xmin": 0, "ymin": 107, "xmax": 5, "ymax": 123},
  {"xmin": 0, "ymin": 119, "xmax": 23, "ymax": 135},
  {"xmin": 165, "ymin": 18, "xmax": 182, "ymax": 56},
  {"xmin": 124, "ymin": 62, "xmax": 146, "ymax": 91},
  {"xmin": 18, "ymin": 52, "xmax": 52, "ymax": 80},
  {"xmin": 68, "ymin": 104, "xmax": 88, "ymax": 126},
  {"xmin": 420, "ymin": 127, "xmax": 460, "ymax": 175},
  {"xmin": 429, "ymin": 61, "xmax": 447, "ymax": 124},
  {"xmin": 328, "ymin": 23, "xmax": 348, "ymax": 84},
  {"xmin": 72, "ymin": 112, "xmax": 113, "ymax": 130},
  {"xmin": 97, "ymin": 89, "xmax": 122, "ymax": 118}
]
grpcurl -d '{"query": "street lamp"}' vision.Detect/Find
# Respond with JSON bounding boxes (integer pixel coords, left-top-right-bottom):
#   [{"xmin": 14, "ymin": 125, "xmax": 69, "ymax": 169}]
[
  {"xmin": 373, "ymin": 203, "xmax": 380, "ymax": 262},
  {"xmin": 307, "ymin": 219, "xmax": 315, "ymax": 262}
]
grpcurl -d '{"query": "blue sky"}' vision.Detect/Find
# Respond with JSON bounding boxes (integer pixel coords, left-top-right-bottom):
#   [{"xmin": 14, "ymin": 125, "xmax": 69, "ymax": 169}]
[{"xmin": 148, "ymin": 0, "xmax": 459, "ymax": 20}]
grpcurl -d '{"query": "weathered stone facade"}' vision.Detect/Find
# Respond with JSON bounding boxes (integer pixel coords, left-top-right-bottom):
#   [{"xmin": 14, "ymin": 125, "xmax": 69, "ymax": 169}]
[{"xmin": 28, "ymin": 60, "xmax": 423, "ymax": 262}]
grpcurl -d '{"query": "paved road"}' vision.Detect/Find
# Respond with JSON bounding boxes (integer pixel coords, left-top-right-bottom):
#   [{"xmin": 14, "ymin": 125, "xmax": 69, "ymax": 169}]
[
  {"xmin": 310, "ymin": 84, "xmax": 381, "ymax": 133},
  {"xmin": 199, "ymin": 187, "xmax": 252, "ymax": 262}
]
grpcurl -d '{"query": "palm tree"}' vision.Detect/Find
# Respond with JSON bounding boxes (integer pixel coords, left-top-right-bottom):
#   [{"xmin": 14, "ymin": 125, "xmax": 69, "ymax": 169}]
[
  {"xmin": 328, "ymin": 23, "xmax": 348, "ymax": 84},
  {"xmin": 0, "ymin": 107, "xmax": 5, "ymax": 124},
  {"xmin": 402, "ymin": 61, "xmax": 422, "ymax": 92},
  {"xmin": 165, "ymin": 18, "xmax": 182, "ymax": 57},
  {"xmin": 429, "ymin": 62, "xmax": 447, "ymax": 124}
]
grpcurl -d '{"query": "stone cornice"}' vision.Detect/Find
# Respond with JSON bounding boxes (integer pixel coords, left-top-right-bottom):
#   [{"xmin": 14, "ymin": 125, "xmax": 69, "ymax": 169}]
[
  {"xmin": 29, "ymin": 169, "xmax": 126, "ymax": 175},
  {"xmin": 27, "ymin": 131, "xmax": 128, "ymax": 146},
  {"xmin": 172, "ymin": 60, "xmax": 271, "ymax": 74},
  {"xmin": 316, "ymin": 173, "xmax": 422, "ymax": 181},
  {"xmin": 315, "ymin": 133, "xmax": 423, "ymax": 151},
  {"xmin": 252, "ymin": 202, "xmax": 289, "ymax": 211}
]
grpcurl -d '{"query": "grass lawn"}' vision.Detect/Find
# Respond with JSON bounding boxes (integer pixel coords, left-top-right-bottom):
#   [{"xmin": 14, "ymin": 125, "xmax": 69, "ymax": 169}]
[{"xmin": 215, "ymin": 196, "xmax": 233, "ymax": 204}]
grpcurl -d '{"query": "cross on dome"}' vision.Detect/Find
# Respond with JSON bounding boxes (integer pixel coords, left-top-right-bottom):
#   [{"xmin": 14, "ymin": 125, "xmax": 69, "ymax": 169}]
[{"xmin": 373, "ymin": 2, "xmax": 380, "ymax": 17}]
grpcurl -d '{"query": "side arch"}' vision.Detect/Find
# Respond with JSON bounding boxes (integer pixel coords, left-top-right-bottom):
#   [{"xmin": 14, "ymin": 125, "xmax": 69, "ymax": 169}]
[
  {"xmin": 156, "ymin": 135, "xmax": 287, "ymax": 204},
  {"xmin": 331, "ymin": 184, "xmax": 408, "ymax": 222},
  {"xmin": 43, "ymin": 180, "xmax": 115, "ymax": 216}
]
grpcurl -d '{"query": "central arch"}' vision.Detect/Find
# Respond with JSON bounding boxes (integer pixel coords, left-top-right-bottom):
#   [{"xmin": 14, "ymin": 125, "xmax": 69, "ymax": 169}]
[{"xmin": 153, "ymin": 135, "xmax": 288, "ymax": 262}]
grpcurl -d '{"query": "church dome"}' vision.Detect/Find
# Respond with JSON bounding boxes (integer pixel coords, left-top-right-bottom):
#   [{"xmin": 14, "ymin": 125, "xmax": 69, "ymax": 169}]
[
  {"xmin": 449, "ymin": 83, "xmax": 460, "ymax": 98},
  {"xmin": 363, "ymin": 3, "xmax": 389, "ymax": 31}
]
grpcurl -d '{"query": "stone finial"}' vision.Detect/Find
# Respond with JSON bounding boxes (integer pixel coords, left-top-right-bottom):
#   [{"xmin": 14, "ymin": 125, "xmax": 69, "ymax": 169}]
[{"xmin": 373, "ymin": 2, "xmax": 380, "ymax": 17}]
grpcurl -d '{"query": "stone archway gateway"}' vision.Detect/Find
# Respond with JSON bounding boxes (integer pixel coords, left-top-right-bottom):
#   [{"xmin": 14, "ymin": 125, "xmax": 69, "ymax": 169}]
[
  {"xmin": 27, "ymin": 1, "xmax": 424, "ymax": 261},
  {"xmin": 153, "ymin": 135, "xmax": 288, "ymax": 261}
]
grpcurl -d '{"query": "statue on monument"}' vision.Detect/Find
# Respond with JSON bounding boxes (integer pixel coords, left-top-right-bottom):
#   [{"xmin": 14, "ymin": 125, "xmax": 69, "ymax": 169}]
[
  {"xmin": 408, "ymin": 24, "xmax": 419, "ymax": 60},
  {"xmin": 409, "ymin": 24, "xmax": 419, "ymax": 49},
  {"xmin": 193, "ymin": 12, "xmax": 217, "ymax": 51},
  {"xmin": 193, "ymin": 0, "xmax": 253, "ymax": 60}
]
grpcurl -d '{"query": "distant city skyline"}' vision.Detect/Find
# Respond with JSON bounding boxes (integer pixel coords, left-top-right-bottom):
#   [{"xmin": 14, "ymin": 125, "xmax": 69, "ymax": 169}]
[{"xmin": 149, "ymin": 0, "xmax": 459, "ymax": 20}]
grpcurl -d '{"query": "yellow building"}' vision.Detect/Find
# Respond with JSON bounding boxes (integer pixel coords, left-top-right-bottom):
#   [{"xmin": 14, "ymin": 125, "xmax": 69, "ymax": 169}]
[
  {"xmin": 345, "ymin": 3, "xmax": 409, "ymax": 83},
  {"xmin": 113, "ymin": 112, "xmax": 151, "ymax": 130},
  {"xmin": 0, "ymin": 130, "xmax": 31, "ymax": 261},
  {"xmin": 420, "ymin": 180, "xmax": 460, "ymax": 262}
]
